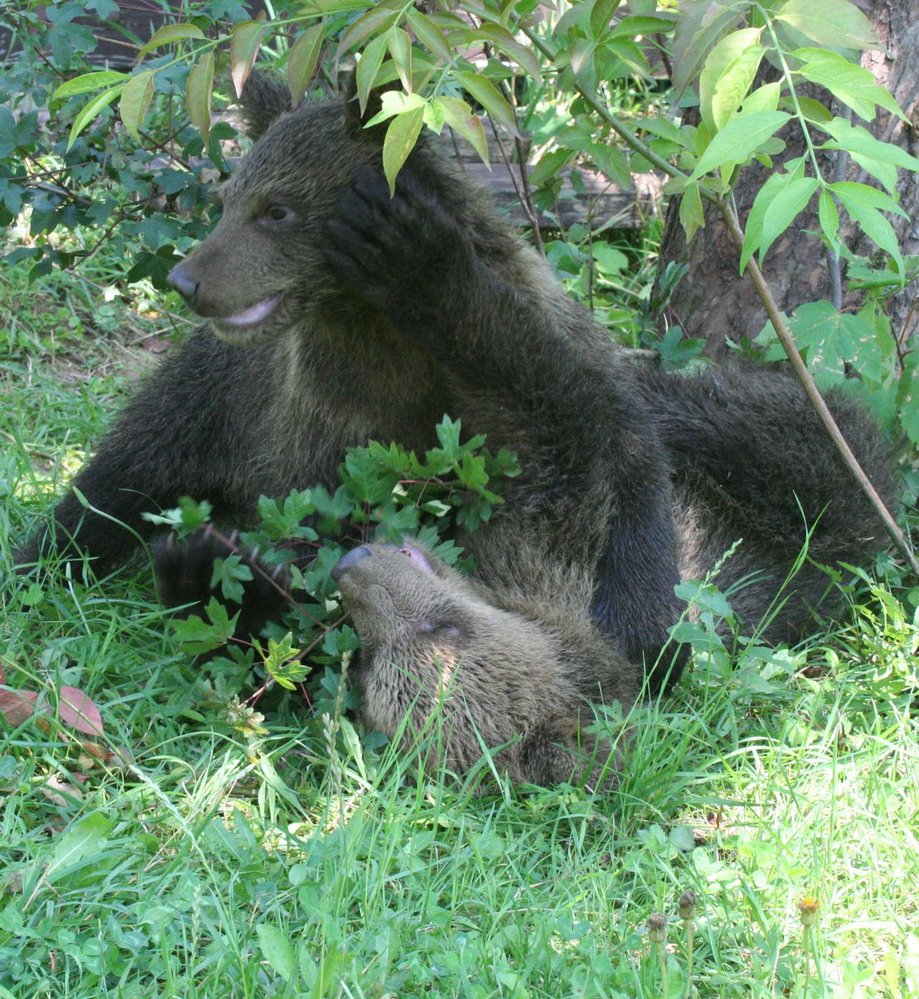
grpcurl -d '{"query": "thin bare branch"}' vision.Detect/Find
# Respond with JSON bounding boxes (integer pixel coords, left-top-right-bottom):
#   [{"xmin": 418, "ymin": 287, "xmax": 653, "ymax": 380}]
[{"xmin": 717, "ymin": 198, "xmax": 919, "ymax": 575}]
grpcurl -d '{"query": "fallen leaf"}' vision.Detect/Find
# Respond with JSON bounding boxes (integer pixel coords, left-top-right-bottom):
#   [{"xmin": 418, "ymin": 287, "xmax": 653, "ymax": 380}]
[
  {"xmin": 0, "ymin": 688, "xmax": 40, "ymax": 728},
  {"xmin": 58, "ymin": 687, "xmax": 105, "ymax": 737},
  {"xmin": 1, "ymin": 684, "xmax": 105, "ymax": 739}
]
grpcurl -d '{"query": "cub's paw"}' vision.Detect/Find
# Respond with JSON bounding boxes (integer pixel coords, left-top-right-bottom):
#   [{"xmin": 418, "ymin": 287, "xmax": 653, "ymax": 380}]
[{"xmin": 322, "ymin": 165, "xmax": 477, "ymax": 338}]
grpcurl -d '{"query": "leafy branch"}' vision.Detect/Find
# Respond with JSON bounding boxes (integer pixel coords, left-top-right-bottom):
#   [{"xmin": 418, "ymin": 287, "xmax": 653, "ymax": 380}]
[{"xmin": 524, "ymin": 14, "xmax": 917, "ymax": 572}]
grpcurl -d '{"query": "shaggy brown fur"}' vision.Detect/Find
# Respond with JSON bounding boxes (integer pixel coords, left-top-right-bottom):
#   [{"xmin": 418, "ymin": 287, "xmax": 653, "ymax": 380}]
[{"xmin": 333, "ymin": 541, "xmax": 633, "ymax": 787}]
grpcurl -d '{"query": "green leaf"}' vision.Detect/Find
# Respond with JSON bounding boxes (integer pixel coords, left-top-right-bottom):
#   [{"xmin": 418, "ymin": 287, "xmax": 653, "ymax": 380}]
[
  {"xmin": 186, "ymin": 53, "xmax": 215, "ymax": 144},
  {"xmin": 300, "ymin": 0, "xmax": 369, "ymax": 10},
  {"xmin": 171, "ymin": 599, "xmax": 239, "ymax": 655},
  {"xmin": 230, "ymin": 20, "xmax": 268, "ymax": 98},
  {"xmin": 817, "ymin": 188, "xmax": 840, "ymax": 250},
  {"xmin": 699, "ymin": 27, "xmax": 763, "ymax": 129},
  {"xmin": 470, "ymin": 23, "xmax": 542, "ymax": 83},
  {"xmin": 653, "ymin": 326, "xmax": 706, "ymax": 370},
  {"xmin": 598, "ymin": 35, "xmax": 652, "ymax": 82},
  {"xmin": 776, "ymin": 0, "xmax": 877, "ymax": 50},
  {"xmin": 591, "ymin": 143, "xmax": 633, "ymax": 189},
  {"xmin": 589, "ymin": 0, "xmax": 618, "ymax": 39},
  {"xmin": 261, "ymin": 634, "xmax": 308, "ymax": 690},
  {"xmin": 555, "ymin": 117, "xmax": 633, "ymax": 187},
  {"xmin": 439, "ymin": 97, "xmax": 489, "ymax": 165},
  {"xmin": 405, "ymin": 9, "xmax": 453, "ymax": 64},
  {"xmin": 742, "ymin": 81, "xmax": 781, "ymax": 114},
  {"xmin": 455, "ymin": 70, "xmax": 520, "ymax": 137},
  {"xmin": 287, "ymin": 24, "xmax": 325, "ymax": 108},
  {"xmin": 210, "ymin": 555, "xmax": 253, "ymax": 605},
  {"xmin": 795, "ymin": 95, "xmax": 834, "ymax": 123},
  {"xmin": 592, "ymin": 243, "xmax": 629, "ymax": 277},
  {"xmin": 775, "ymin": 300, "xmax": 882, "ymax": 385},
  {"xmin": 435, "ymin": 415, "xmax": 463, "ymax": 458},
  {"xmin": 610, "ymin": 14, "xmax": 676, "ymax": 39},
  {"xmin": 678, "ymin": 180, "xmax": 704, "ymax": 241},
  {"xmin": 52, "ymin": 70, "xmax": 125, "ymax": 102},
  {"xmin": 143, "ymin": 496, "xmax": 213, "ymax": 532},
  {"xmin": 758, "ymin": 176, "xmax": 819, "ymax": 264},
  {"xmin": 821, "ymin": 116, "xmax": 919, "ymax": 170},
  {"xmin": 690, "ymin": 110, "xmax": 791, "ymax": 181},
  {"xmin": 636, "ymin": 116, "xmax": 683, "ymax": 145},
  {"xmin": 355, "ymin": 34, "xmax": 388, "ymax": 115},
  {"xmin": 119, "ymin": 70, "xmax": 154, "ymax": 141},
  {"xmin": 256, "ymin": 489, "xmax": 316, "ymax": 538},
  {"xmin": 740, "ymin": 158, "xmax": 805, "ymax": 272},
  {"xmin": 670, "ymin": 0, "xmax": 744, "ymax": 97},
  {"xmin": 256, "ymin": 924, "xmax": 297, "ymax": 983},
  {"xmin": 138, "ymin": 22, "xmax": 205, "ymax": 57},
  {"xmin": 364, "ymin": 90, "xmax": 425, "ymax": 128},
  {"xmin": 67, "ymin": 85, "xmax": 123, "ymax": 150},
  {"xmin": 387, "ymin": 26, "xmax": 413, "ymax": 92},
  {"xmin": 384, "ymin": 106, "xmax": 424, "ymax": 193},
  {"xmin": 422, "ymin": 98, "xmax": 446, "ymax": 133},
  {"xmin": 831, "ymin": 181, "xmax": 907, "ymax": 274},
  {"xmin": 818, "ymin": 117, "xmax": 919, "ymax": 194},
  {"xmin": 529, "ymin": 148, "xmax": 576, "ymax": 188},
  {"xmin": 829, "ymin": 180, "xmax": 908, "ymax": 217},
  {"xmin": 898, "ymin": 351, "xmax": 919, "ymax": 445},
  {"xmin": 569, "ymin": 38, "xmax": 599, "ymax": 94},
  {"xmin": 793, "ymin": 49, "xmax": 903, "ymax": 122},
  {"xmin": 47, "ymin": 812, "xmax": 112, "ymax": 882},
  {"xmin": 339, "ymin": 3, "xmax": 400, "ymax": 55},
  {"xmin": 711, "ymin": 43, "xmax": 765, "ymax": 129}
]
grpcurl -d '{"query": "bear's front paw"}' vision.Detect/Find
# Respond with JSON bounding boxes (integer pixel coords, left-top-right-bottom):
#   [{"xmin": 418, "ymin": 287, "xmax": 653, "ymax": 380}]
[{"xmin": 153, "ymin": 527, "xmax": 294, "ymax": 640}]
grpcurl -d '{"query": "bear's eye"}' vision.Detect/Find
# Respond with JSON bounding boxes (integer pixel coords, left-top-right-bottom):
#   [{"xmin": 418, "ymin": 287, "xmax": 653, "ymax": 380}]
[
  {"xmin": 261, "ymin": 204, "xmax": 296, "ymax": 225},
  {"xmin": 417, "ymin": 620, "xmax": 461, "ymax": 638},
  {"xmin": 398, "ymin": 544, "xmax": 434, "ymax": 574}
]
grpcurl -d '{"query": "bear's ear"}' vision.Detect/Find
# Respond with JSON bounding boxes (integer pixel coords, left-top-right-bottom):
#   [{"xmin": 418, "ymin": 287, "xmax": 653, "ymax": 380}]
[
  {"xmin": 343, "ymin": 70, "xmax": 400, "ymax": 140},
  {"xmin": 239, "ymin": 71, "xmax": 292, "ymax": 140}
]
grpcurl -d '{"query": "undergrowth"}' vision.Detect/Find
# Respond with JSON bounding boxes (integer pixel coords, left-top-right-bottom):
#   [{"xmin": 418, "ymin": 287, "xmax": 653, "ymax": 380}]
[{"xmin": 2, "ymin": 263, "xmax": 919, "ymax": 998}]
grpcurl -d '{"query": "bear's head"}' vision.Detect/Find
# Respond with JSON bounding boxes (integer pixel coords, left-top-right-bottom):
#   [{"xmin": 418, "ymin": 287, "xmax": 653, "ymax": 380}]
[
  {"xmin": 332, "ymin": 541, "xmax": 474, "ymax": 660},
  {"xmin": 167, "ymin": 73, "xmax": 395, "ymax": 346}
]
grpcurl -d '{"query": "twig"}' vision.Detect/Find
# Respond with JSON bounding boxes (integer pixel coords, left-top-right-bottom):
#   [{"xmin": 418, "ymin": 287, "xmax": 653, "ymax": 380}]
[
  {"xmin": 241, "ymin": 612, "xmax": 351, "ymax": 708},
  {"xmin": 199, "ymin": 524, "xmax": 327, "ymax": 627},
  {"xmin": 480, "ymin": 40, "xmax": 545, "ymax": 255},
  {"xmin": 718, "ymin": 198, "xmax": 919, "ymax": 575}
]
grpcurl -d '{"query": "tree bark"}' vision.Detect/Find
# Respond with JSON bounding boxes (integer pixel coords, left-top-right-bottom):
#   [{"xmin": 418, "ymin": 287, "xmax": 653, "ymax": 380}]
[{"xmin": 654, "ymin": 0, "xmax": 919, "ymax": 356}]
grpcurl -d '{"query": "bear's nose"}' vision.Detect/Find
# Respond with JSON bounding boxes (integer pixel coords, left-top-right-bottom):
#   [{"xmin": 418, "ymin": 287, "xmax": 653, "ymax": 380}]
[
  {"xmin": 167, "ymin": 263, "xmax": 199, "ymax": 303},
  {"xmin": 332, "ymin": 545, "xmax": 372, "ymax": 581}
]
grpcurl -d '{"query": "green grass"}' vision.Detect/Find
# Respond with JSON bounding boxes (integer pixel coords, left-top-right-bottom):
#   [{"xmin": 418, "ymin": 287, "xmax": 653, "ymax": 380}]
[{"xmin": 2, "ymin": 266, "xmax": 919, "ymax": 998}]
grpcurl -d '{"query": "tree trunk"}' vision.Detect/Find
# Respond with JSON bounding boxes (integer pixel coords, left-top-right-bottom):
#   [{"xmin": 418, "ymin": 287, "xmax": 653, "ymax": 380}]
[{"xmin": 654, "ymin": 0, "xmax": 919, "ymax": 356}]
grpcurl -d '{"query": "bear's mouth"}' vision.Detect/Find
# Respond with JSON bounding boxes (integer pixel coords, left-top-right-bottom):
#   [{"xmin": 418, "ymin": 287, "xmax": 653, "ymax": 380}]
[{"xmin": 220, "ymin": 295, "xmax": 281, "ymax": 328}]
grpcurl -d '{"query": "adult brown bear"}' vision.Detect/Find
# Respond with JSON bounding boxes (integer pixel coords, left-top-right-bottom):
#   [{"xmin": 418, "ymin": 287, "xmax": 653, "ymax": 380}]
[{"xmin": 16, "ymin": 74, "xmax": 893, "ymax": 752}]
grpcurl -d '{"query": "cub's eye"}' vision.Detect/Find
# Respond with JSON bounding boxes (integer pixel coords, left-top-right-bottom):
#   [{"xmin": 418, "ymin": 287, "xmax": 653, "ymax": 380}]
[
  {"xmin": 261, "ymin": 204, "xmax": 295, "ymax": 225},
  {"xmin": 398, "ymin": 544, "xmax": 433, "ymax": 573}
]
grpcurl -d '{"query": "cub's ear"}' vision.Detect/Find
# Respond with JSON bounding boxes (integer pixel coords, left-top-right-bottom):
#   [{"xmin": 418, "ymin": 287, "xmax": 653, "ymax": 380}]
[{"xmin": 239, "ymin": 71, "xmax": 292, "ymax": 140}]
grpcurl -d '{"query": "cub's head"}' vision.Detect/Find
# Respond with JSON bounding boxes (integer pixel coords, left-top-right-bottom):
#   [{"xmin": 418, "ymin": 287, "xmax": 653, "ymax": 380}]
[
  {"xmin": 332, "ymin": 541, "xmax": 478, "ymax": 661},
  {"xmin": 167, "ymin": 73, "xmax": 394, "ymax": 346},
  {"xmin": 332, "ymin": 540, "xmax": 508, "ymax": 748}
]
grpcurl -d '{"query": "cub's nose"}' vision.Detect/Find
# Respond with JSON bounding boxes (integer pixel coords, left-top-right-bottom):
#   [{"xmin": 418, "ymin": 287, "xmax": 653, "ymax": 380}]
[
  {"xmin": 167, "ymin": 263, "xmax": 199, "ymax": 303},
  {"xmin": 332, "ymin": 545, "xmax": 372, "ymax": 581}
]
